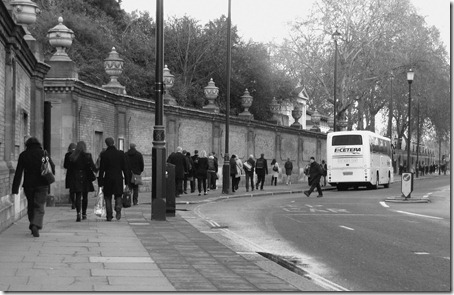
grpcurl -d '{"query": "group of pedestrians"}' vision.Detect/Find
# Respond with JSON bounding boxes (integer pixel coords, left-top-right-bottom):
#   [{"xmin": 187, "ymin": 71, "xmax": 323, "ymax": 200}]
[{"xmin": 167, "ymin": 147, "xmax": 219, "ymax": 197}]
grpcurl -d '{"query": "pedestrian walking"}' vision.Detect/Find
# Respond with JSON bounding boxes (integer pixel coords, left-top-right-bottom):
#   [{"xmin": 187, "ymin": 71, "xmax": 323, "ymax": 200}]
[
  {"xmin": 194, "ymin": 150, "xmax": 209, "ymax": 195},
  {"xmin": 211, "ymin": 152, "xmax": 219, "ymax": 190},
  {"xmin": 68, "ymin": 141, "xmax": 97, "ymax": 222},
  {"xmin": 243, "ymin": 154, "xmax": 255, "ymax": 192},
  {"xmin": 304, "ymin": 157, "xmax": 324, "ymax": 198},
  {"xmin": 12, "ymin": 137, "xmax": 55, "ymax": 237},
  {"xmin": 235, "ymin": 155, "xmax": 244, "ymax": 190},
  {"xmin": 255, "ymin": 154, "xmax": 268, "ymax": 190},
  {"xmin": 190, "ymin": 150, "xmax": 199, "ymax": 193},
  {"xmin": 270, "ymin": 159, "xmax": 279, "ymax": 186},
  {"xmin": 284, "ymin": 158, "xmax": 293, "ymax": 185},
  {"xmin": 126, "ymin": 143, "xmax": 144, "ymax": 205},
  {"xmin": 98, "ymin": 137, "xmax": 129, "ymax": 221},
  {"xmin": 63, "ymin": 142, "xmax": 76, "ymax": 209},
  {"xmin": 183, "ymin": 152, "xmax": 195, "ymax": 194},
  {"xmin": 167, "ymin": 146, "xmax": 188, "ymax": 198},
  {"xmin": 207, "ymin": 153, "xmax": 217, "ymax": 191},
  {"xmin": 321, "ymin": 160, "xmax": 327, "ymax": 187}
]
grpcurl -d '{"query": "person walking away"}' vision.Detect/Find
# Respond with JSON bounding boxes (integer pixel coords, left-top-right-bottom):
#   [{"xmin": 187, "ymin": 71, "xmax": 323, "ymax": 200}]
[
  {"xmin": 304, "ymin": 157, "xmax": 323, "ymax": 198},
  {"xmin": 167, "ymin": 146, "xmax": 188, "ymax": 198},
  {"xmin": 321, "ymin": 160, "xmax": 327, "ymax": 187},
  {"xmin": 255, "ymin": 154, "xmax": 268, "ymax": 190},
  {"xmin": 284, "ymin": 158, "xmax": 293, "ymax": 185},
  {"xmin": 69, "ymin": 141, "xmax": 97, "ymax": 221},
  {"xmin": 270, "ymin": 159, "xmax": 279, "ymax": 186},
  {"xmin": 207, "ymin": 154, "xmax": 217, "ymax": 191},
  {"xmin": 243, "ymin": 155, "xmax": 255, "ymax": 192},
  {"xmin": 12, "ymin": 137, "xmax": 55, "ymax": 237},
  {"xmin": 184, "ymin": 152, "xmax": 195, "ymax": 194},
  {"xmin": 235, "ymin": 155, "xmax": 244, "ymax": 190},
  {"xmin": 230, "ymin": 155, "xmax": 238, "ymax": 192},
  {"xmin": 194, "ymin": 150, "xmax": 209, "ymax": 195},
  {"xmin": 211, "ymin": 152, "xmax": 219, "ymax": 190},
  {"xmin": 126, "ymin": 143, "xmax": 144, "ymax": 205},
  {"xmin": 190, "ymin": 150, "xmax": 199, "ymax": 193},
  {"xmin": 64, "ymin": 143, "xmax": 76, "ymax": 209},
  {"xmin": 98, "ymin": 137, "xmax": 129, "ymax": 221}
]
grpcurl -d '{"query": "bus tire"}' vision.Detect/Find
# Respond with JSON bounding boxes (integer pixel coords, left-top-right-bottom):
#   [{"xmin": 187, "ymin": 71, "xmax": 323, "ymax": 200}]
[{"xmin": 372, "ymin": 173, "xmax": 379, "ymax": 189}]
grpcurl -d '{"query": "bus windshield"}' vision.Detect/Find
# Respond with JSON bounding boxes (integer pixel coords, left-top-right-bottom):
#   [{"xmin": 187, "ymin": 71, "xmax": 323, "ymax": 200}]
[{"xmin": 332, "ymin": 135, "xmax": 363, "ymax": 146}]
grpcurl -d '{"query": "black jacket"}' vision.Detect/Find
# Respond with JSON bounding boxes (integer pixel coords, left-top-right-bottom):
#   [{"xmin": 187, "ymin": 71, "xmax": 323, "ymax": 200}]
[
  {"xmin": 68, "ymin": 152, "xmax": 96, "ymax": 193},
  {"xmin": 167, "ymin": 152, "xmax": 188, "ymax": 180},
  {"xmin": 98, "ymin": 146, "xmax": 129, "ymax": 195},
  {"xmin": 308, "ymin": 161, "xmax": 323, "ymax": 185},
  {"xmin": 63, "ymin": 151, "xmax": 73, "ymax": 189},
  {"xmin": 12, "ymin": 143, "xmax": 55, "ymax": 194},
  {"xmin": 126, "ymin": 147, "xmax": 144, "ymax": 175}
]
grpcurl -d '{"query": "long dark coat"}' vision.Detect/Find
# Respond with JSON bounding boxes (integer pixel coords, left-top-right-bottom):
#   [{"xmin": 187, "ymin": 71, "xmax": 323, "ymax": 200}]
[
  {"xmin": 167, "ymin": 152, "xmax": 188, "ymax": 180},
  {"xmin": 68, "ymin": 152, "xmax": 96, "ymax": 193},
  {"xmin": 308, "ymin": 161, "xmax": 323, "ymax": 186},
  {"xmin": 195, "ymin": 157, "xmax": 209, "ymax": 179},
  {"xmin": 63, "ymin": 151, "xmax": 73, "ymax": 189},
  {"xmin": 98, "ymin": 146, "xmax": 129, "ymax": 195},
  {"xmin": 12, "ymin": 143, "xmax": 55, "ymax": 194},
  {"xmin": 126, "ymin": 147, "xmax": 144, "ymax": 180}
]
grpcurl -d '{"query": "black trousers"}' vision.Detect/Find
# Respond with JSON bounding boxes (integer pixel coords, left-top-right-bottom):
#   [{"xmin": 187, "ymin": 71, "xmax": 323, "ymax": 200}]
[
  {"xmin": 256, "ymin": 173, "xmax": 265, "ymax": 189},
  {"xmin": 103, "ymin": 193, "xmax": 122, "ymax": 220},
  {"xmin": 24, "ymin": 186, "xmax": 48, "ymax": 230},
  {"xmin": 308, "ymin": 182, "xmax": 323, "ymax": 196},
  {"xmin": 75, "ymin": 191, "xmax": 88, "ymax": 215}
]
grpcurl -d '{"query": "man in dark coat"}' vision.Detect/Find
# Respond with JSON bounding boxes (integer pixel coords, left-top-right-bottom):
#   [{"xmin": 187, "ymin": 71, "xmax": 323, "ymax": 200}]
[
  {"xmin": 12, "ymin": 137, "xmax": 55, "ymax": 237},
  {"xmin": 167, "ymin": 146, "xmax": 188, "ymax": 197},
  {"xmin": 304, "ymin": 157, "xmax": 323, "ymax": 198},
  {"xmin": 126, "ymin": 143, "xmax": 144, "ymax": 205},
  {"xmin": 98, "ymin": 137, "xmax": 129, "ymax": 221},
  {"xmin": 63, "ymin": 142, "xmax": 76, "ymax": 209},
  {"xmin": 255, "ymin": 154, "xmax": 268, "ymax": 190},
  {"xmin": 190, "ymin": 150, "xmax": 199, "ymax": 193},
  {"xmin": 243, "ymin": 154, "xmax": 255, "ymax": 192}
]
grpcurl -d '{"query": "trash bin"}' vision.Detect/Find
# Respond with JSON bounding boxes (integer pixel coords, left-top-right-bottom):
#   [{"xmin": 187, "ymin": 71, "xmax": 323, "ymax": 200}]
[{"xmin": 166, "ymin": 163, "xmax": 175, "ymax": 216}]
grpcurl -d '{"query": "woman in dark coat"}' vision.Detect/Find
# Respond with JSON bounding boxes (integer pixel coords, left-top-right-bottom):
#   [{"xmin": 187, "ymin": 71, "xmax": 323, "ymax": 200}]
[
  {"xmin": 12, "ymin": 137, "xmax": 55, "ymax": 237},
  {"xmin": 230, "ymin": 154, "xmax": 238, "ymax": 192},
  {"xmin": 63, "ymin": 143, "xmax": 76, "ymax": 209},
  {"xmin": 69, "ymin": 141, "xmax": 97, "ymax": 221},
  {"xmin": 194, "ymin": 150, "xmax": 209, "ymax": 196}
]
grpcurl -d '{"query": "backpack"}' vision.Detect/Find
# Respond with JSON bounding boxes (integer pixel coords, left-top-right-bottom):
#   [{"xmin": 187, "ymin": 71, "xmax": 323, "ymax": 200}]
[
  {"xmin": 256, "ymin": 158, "xmax": 265, "ymax": 169},
  {"xmin": 208, "ymin": 158, "xmax": 215, "ymax": 171}
]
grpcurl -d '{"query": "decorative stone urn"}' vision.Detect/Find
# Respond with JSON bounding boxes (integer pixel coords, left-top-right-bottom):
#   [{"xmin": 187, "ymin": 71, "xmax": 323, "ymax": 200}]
[
  {"xmin": 102, "ymin": 47, "xmax": 126, "ymax": 94},
  {"xmin": 47, "ymin": 17, "xmax": 75, "ymax": 61},
  {"xmin": 338, "ymin": 118, "xmax": 348, "ymax": 131},
  {"xmin": 238, "ymin": 89, "xmax": 254, "ymax": 120},
  {"xmin": 202, "ymin": 78, "xmax": 219, "ymax": 113},
  {"xmin": 10, "ymin": 0, "xmax": 40, "ymax": 40},
  {"xmin": 291, "ymin": 105, "xmax": 303, "ymax": 129},
  {"xmin": 163, "ymin": 65, "xmax": 177, "ymax": 105}
]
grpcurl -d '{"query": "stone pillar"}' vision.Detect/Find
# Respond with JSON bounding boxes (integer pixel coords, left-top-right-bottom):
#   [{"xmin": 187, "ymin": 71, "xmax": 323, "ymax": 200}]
[
  {"xmin": 102, "ymin": 47, "xmax": 126, "ymax": 95},
  {"xmin": 238, "ymin": 89, "xmax": 253, "ymax": 120},
  {"xmin": 202, "ymin": 78, "xmax": 220, "ymax": 113}
]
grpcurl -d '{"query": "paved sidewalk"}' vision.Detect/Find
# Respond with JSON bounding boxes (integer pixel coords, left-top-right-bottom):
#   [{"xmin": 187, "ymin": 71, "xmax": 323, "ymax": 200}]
[{"xmin": 0, "ymin": 182, "xmax": 328, "ymax": 292}]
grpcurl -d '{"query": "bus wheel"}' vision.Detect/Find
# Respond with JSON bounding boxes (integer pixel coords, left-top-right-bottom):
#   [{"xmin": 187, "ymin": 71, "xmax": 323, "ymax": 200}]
[{"xmin": 372, "ymin": 173, "xmax": 379, "ymax": 189}]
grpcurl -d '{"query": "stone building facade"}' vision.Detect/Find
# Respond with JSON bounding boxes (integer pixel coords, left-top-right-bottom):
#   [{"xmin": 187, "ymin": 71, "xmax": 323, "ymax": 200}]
[{"xmin": 0, "ymin": 0, "xmax": 326, "ymax": 233}]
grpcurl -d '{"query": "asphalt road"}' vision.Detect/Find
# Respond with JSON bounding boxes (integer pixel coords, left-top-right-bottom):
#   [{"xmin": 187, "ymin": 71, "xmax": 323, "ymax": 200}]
[{"xmin": 192, "ymin": 176, "xmax": 451, "ymax": 291}]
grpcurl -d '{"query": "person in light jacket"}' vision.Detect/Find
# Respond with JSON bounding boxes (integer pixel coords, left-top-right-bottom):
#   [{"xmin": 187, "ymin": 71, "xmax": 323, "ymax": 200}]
[
  {"xmin": 12, "ymin": 137, "xmax": 55, "ymax": 237},
  {"xmin": 270, "ymin": 159, "xmax": 279, "ymax": 186}
]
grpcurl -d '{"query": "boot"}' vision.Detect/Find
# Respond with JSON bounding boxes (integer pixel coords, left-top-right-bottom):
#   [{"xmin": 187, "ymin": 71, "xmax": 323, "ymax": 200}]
[{"xmin": 76, "ymin": 213, "xmax": 81, "ymax": 222}]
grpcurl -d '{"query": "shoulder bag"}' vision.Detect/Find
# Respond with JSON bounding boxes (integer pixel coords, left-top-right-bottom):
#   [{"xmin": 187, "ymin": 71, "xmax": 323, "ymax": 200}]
[{"xmin": 41, "ymin": 150, "xmax": 55, "ymax": 184}]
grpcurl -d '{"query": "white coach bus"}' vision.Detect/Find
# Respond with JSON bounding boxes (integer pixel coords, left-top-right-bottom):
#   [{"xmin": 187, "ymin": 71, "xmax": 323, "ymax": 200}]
[{"xmin": 326, "ymin": 130, "xmax": 393, "ymax": 190}]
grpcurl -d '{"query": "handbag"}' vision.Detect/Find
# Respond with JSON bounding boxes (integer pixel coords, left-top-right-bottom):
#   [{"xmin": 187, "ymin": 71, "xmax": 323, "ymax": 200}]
[
  {"xmin": 41, "ymin": 150, "xmax": 55, "ymax": 184},
  {"xmin": 94, "ymin": 188, "xmax": 106, "ymax": 217},
  {"xmin": 122, "ymin": 186, "xmax": 132, "ymax": 208},
  {"xmin": 273, "ymin": 165, "xmax": 278, "ymax": 172},
  {"xmin": 131, "ymin": 173, "xmax": 143, "ymax": 185}
]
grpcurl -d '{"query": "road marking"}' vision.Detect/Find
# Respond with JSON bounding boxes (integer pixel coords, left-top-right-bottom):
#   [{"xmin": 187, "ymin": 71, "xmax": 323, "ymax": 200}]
[
  {"xmin": 379, "ymin": 201, "xmax": 389, "ymax": 208},
  {"xmin": 395, "ymin": 210, "xmax": 443, "ymax": 220},
  {"xmin": 339, "ymin": 225, "xmax": 354, "ymax": 231},
  {"xmin": 413, "ymin": 252, "xmax": 430, "ymax": 255}
]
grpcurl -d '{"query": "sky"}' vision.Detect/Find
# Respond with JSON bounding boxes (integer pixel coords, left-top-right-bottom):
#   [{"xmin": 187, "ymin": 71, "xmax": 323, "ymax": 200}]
[{"xmin": 120, "ymin": 0, "xmax": 451, "ymax": 50}]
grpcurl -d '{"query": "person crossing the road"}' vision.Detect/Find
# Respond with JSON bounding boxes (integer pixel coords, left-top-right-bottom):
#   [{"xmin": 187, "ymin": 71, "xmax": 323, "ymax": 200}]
[{"xmin": 304, "ymin": 157, "xmax": 323, "ymax": 198}]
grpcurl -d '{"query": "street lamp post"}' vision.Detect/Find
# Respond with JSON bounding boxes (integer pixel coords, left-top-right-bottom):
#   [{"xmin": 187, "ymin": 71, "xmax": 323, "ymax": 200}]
[
  {"xmin": 222, "ymin": 0, "xmax": 232, "ymax": 194},
  {"xmin": 151, "ymin": 0, "xmax": 166, "ymax": 220},
  {"xmin": 332, "ymin": 27, "xmax": 341, "ymax": 132},
  {"xmin": 387, "ymin": 71, "xmax": 394, "ymax": 138},
  {"xmin": 406, "ymin": 69, "xmax": 414, "ymax": 173}
]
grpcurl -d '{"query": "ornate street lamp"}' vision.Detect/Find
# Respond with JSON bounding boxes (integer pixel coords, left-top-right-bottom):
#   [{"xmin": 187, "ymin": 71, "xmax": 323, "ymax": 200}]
[
  {"xmin": 406, "ymin": 69, "xmax": 414, "ymax": 173},
  {"xmin": 332, "ymin": 27, "xmax": 341, "ymax": 132}
]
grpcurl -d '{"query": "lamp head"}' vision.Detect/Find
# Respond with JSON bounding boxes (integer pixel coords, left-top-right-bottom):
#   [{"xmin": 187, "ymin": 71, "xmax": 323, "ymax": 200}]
[
  {"xmin": 407, "ymin": 69, "xmax": 414, "ymax": 84},
  {"xmin": 332, "ymin": 27, "xmax": 341, "ymax": 41}
]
